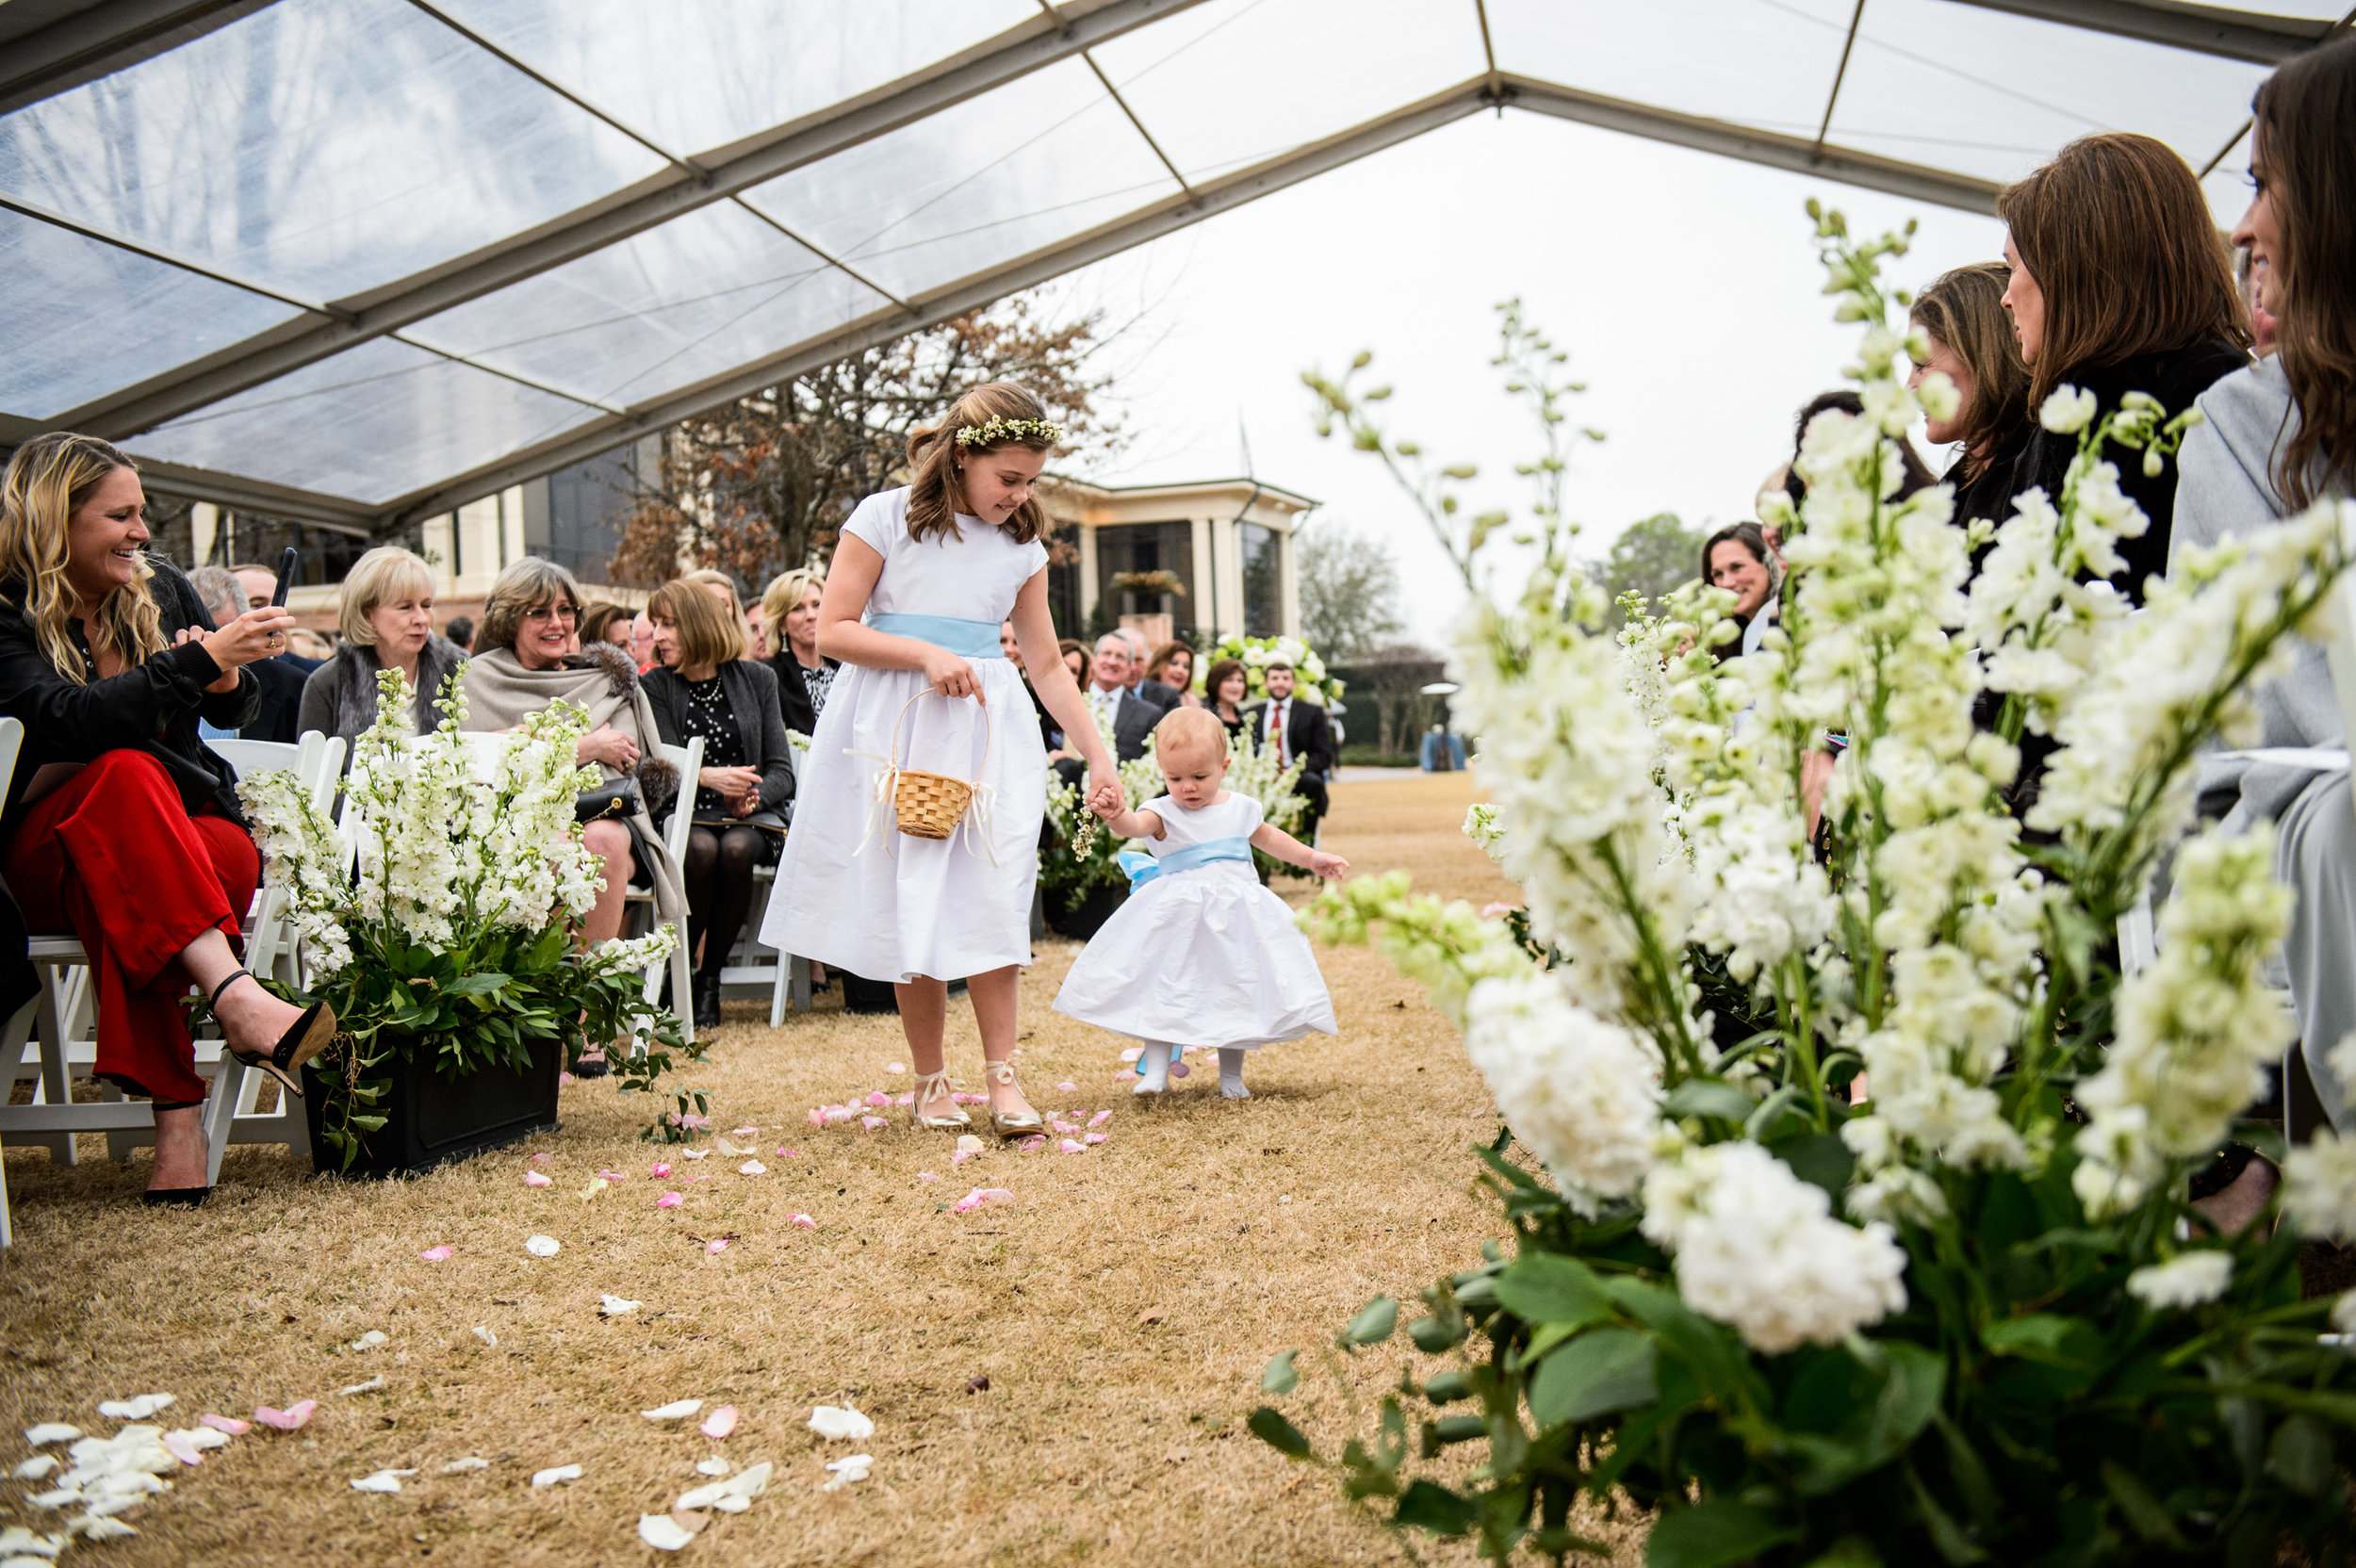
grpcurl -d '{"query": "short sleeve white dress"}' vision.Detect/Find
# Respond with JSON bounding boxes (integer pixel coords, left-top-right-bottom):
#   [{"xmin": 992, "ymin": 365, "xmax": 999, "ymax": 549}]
[
  {"xmin": 1053, "ymin": 792, "xmax": 1337, "ymax": 1051},
  {"xmin": 759, "ymin": 487, "xmax": 1050, "ymax": 982}
]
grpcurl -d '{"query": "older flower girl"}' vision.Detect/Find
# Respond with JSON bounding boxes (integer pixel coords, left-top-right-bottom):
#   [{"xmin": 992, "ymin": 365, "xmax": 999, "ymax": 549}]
[{"xmin": 1054, "ymin": 707, "xmax": 1345, "ymax": 1099}]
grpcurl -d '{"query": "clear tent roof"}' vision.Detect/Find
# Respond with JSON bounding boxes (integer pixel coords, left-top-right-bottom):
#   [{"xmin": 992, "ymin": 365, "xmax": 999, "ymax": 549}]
[{"xmin": 0, "ymin": 0, "xmax": 2341, "ymax": 531}]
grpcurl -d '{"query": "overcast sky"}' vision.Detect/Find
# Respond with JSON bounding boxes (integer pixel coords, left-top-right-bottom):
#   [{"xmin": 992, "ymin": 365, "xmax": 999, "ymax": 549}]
[{"xmin": 1040, "ymin": 109, "xmax": 2019, "ymax": 645}]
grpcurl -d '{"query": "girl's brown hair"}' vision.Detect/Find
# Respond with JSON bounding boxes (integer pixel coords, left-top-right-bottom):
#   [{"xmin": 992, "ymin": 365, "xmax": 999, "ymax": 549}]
[
  {"xmin": 904, "ymin": 382, "xmax": 1056, "ymax": 547},
  {"xmin": 648, "ymin": 578, "xmax": 746, "ymax": 670},
  {"xmin": 1910, "ymin": 260, "xmax": 2032, "ymax": 479},
  {"xmin": 2253, "ymin": 34, "xmax": 2356, "ymax": 508},
  {"xmin": 0, "ymin": 433, "xmax": 165, "ymax": 683},
  {"xmin": 1998, "ymin": 132, "xmax": 2250, "ymax": 407}
]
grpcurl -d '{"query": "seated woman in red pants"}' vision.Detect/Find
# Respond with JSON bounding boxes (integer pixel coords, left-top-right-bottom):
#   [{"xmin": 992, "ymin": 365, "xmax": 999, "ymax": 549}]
[{"xmin": 0, "ymin": 433, "xmax": 335, "ymax": 1207}]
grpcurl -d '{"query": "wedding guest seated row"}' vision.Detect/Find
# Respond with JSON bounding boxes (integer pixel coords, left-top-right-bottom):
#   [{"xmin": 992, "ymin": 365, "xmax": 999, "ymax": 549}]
[
  {"xmin": 1699, "ymin": 522, "xmax": 1780, "ymax": 662},
  {"xmin": 299, "ymin": 545, "xmax": 468, "ymax": 766},
  {"xmin": 1204, "ymin": 658, "xmax": 1251, "ymax": 739},
  {"xmin": 0, "ymin": 434, "xmax": 332, "ymax": 1205},
  {"xmin": 1907, "ymin": 261, "xmax": 2033, "ymax": 531},
  {"xmin": 1088, "ymin": 631, "xmax": 1177, "ymax": 763},
  {"xmin": 1143, "ymin": 641, "xmax": 1199, "ymax": 707},
  {"xmin": 761, "ymin": 566, "xmax": 836, "ymax": 736},
  {"xmin": 461, "ymin": 558, "xmax": 688, "ymax": 1066},
  {"xmin": 642, "ymin": 579, "xmax": 794, "ymax": 1031}
]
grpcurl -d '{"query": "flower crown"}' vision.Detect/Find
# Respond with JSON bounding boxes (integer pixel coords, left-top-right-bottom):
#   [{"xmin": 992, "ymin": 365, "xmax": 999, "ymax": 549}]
[{"xmin": 955, "ymin": 416, "xmax": 1063, "ymax": 449}]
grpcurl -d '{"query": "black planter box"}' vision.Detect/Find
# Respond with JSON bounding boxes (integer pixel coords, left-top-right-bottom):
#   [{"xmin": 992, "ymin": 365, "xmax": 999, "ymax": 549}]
[
  {"xmin": 1044, "ymin": 881, "xmax": 1128, "ymax": 940},
  {"xmin": 303, "ymin": 1033, "xmax": 562, "ymax": 1177}
]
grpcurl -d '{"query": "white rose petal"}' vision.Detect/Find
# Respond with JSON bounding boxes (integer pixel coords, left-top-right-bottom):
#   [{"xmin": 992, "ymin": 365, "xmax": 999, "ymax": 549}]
[
  {"xmin": 531, "ymin": 1464, "xmax": 582, "ymax": 1488},
  {"xmin": 822, "ymin": 1454, "xmax": 873, "ymax": 1491},
  {"xmin": 695, "ymin": 1457, "xmax": 731, "ymax": 1477},
  {"xmin": 599, "ymin": 1296, "xmax": 642, "ymax": 1318},
  {"xmin": 349, "ymin": 1331, "xmax": 388, "ymax": 1351},
  {"xmin": 808, "ymin": 1404, "xmax": 874, "ymax": 1442},
  {"xmin": 638, "ymin": 1514, "xmax": 695, "ymax": 1552},
  {"xmin": 439, "ymin": 1457, "xmax": 489, "ymax": 1474},
  {"xmin": 351, "ymin": 1470, "xmax": 412, "ymax": 1494},
  {"xmin": 641, "ymin": 1400, "xmax": 700, "ymax": 1421},
  {"xmin": 12, "ymin": 1458, "xmax": 57, "ymax": 1480},
  {"xmin": 24, "ymin": 1426, "xmax": 79, "ymax": 1447},
  {"xmin": 524, "ymin": 1234, "xmax": 561, "ymax": 1258}
]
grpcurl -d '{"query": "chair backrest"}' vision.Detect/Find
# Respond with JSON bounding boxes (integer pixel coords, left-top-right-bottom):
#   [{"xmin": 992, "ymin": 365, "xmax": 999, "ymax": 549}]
[
  {"xmin": 0, "ymin": 718, "xmax": 22, "ymax": 810},
  {"xmin": 655, "ymin": 739, "xmax": 704, "ymax": 867},
  {"xmin": 205, "ymin": 738, "xmax": 303, "ymax": 781}
]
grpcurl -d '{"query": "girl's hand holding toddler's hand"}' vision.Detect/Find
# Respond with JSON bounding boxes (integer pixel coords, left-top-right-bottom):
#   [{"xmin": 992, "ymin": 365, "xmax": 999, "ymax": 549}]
[
  {"xmin": 1309, "ymin": 850, "xmax": 1350, "ymax": 880},
  {"xmin": 922, "ymin": 648, "xmax": 981, "ymax": 701}
]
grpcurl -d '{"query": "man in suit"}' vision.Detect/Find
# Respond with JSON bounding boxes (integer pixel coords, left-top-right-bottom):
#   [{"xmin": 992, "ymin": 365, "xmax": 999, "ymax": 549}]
[
  {"xmin": 1087, "ymin": 632, "xmax": 1179, "ymax": 763},
  {"xmin": 230, "ymin": 561, "xmax": 325, "ymax": 740},
  {"xmin": 1247, "ymin": 661, "xmax": 1334, "ymax": 843}
]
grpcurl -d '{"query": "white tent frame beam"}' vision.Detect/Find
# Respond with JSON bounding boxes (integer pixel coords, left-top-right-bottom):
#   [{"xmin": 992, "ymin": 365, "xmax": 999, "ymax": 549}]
[
  {"xmin": 0, "ymin": 0, "xmax": 277, "ymax": 116},
  {"xmin": 368, "ymin": 74, "xmax": 2006, "ymax": 533},
  {"xmin": 1938, "ymin": 0, "xmax": 2335, "ymax": 63},
  {"xmin": 45, "ymin": 0, "xmax": 1212, "ymax": 441}
]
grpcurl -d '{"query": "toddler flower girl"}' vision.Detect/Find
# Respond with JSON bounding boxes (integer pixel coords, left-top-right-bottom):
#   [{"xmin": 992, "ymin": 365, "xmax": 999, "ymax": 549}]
[{"xmin": 1054, "ymin": 707, "xmax": 1346, "ymax": 1099}]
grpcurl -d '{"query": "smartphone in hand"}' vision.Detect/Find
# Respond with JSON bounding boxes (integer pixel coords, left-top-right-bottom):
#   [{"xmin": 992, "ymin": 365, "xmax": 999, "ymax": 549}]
[{"xmin": 269, "ymin": 546, "xmax": 298, "ymax": 608}]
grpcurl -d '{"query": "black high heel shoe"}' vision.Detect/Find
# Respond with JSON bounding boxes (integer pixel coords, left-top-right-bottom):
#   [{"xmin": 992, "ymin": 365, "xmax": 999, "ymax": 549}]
[
  {"xmin": 142, "ymin": 1098, "xmax": 212, "ymax": 1207},
  {"xmin": 207, "ymin": 969, "xmax": 336, "ymax": 1101}
]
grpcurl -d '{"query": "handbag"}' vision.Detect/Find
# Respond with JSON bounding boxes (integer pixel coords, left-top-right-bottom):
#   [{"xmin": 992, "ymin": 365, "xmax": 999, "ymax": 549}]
[{"xmin": 575, "ymin": 776, "xmax": 640, "ymax": 823}]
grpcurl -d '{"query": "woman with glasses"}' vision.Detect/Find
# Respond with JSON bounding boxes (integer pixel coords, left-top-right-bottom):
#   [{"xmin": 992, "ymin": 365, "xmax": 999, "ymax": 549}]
[{"xmin": 461, "ymin": 561, "xmax": 688, "ymax": 1063}]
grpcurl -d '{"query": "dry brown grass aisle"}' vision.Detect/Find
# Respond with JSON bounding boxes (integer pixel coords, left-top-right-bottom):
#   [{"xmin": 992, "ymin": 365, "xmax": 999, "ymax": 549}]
[{"xmin": 0, "ymin": 772, "xmax": 1641, "ymax": 1567}]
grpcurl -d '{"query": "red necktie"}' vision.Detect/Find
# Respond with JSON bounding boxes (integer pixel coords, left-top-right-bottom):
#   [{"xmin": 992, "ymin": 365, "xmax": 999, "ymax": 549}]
[{"xmin": 1273, "ymin": 700, "xmax": 1287, "ymax": 766}]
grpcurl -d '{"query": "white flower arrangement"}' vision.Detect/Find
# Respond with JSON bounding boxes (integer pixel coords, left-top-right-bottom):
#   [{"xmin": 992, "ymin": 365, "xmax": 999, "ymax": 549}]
[
  {"xmin": 1202, "ymin": 632, "xmax": 1342, "ymax": 706},
  {"xmin": 1266, "ymin": 202, "xmax": 2356, "ymax": 1561},
  {"xmin": 238, "ymin": 669, "xmax": 692, "ymax": 1166}
]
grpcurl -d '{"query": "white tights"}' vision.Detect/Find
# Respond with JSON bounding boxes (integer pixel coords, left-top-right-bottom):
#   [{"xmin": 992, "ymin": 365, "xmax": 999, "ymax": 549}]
[{"xmin": 1133, "ymin": 1043, "xmax": 1252, "ymax": 1099}]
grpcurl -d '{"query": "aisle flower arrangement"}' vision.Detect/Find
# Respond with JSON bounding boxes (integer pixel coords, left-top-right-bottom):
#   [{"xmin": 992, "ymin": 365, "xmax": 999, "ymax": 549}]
[
  {"xmin": 1199, "ymin": 632, "xmax": 1342, "ymax": 706},
  {"xmin": 238, "ymin": 670, "xmax": 697, "ymax": 1168},
  {"xmin": 1251, "ymin": 206, "xmax": 2356, "ymax": 1563},
  {"xmin": 1042, "ymin": 710, "xmax": 1308, "ymax": 902}
]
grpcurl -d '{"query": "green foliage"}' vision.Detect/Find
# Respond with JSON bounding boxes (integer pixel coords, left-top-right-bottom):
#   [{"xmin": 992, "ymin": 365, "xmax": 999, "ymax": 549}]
[{"xmin": 1591, "ymin": 513, "xmax": 1706, "ymax": 629}]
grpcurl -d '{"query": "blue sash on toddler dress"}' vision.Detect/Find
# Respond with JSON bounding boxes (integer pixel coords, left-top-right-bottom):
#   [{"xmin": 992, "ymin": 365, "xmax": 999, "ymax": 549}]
[{"xmin": 1117, "ymin": 836, "xmax": 1252, "ymax": 887}]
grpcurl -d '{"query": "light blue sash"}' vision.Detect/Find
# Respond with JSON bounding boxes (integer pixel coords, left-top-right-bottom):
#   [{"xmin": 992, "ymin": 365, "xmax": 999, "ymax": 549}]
[
  {"xmin": 865, "ymin": 612, "xmax": 1004, "ymax": 660},
  {"xmin": 1118, "ymin": 835, "xmax": 1253, "ymax": 888}
]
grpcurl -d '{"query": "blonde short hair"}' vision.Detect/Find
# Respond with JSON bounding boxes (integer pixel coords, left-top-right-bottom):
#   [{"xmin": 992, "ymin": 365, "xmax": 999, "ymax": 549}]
[
  {"xmin": 1153, "ymin": 705, "xmax": 1228, "ymax": 763},
  {"xmin": 761, "ymin": 566, "xmax": 824, "ymax": 629},
  {"xmin": 478, "ymin": 557, "xmax": 583, "ymax": 654},
  {"xmin": 336, "ymin": 546, "xmax": 435, "ymax": 647},
  {"xmin": 648, "ymin": 578, "xmax": 745, "ymax": 668},
  {"xmin": 681, "ymin": 568, "xmax": 743, "ymax": 620}
]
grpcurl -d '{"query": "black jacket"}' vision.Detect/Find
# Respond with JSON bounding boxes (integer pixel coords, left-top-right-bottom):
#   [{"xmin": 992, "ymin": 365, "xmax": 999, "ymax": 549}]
[
  {"xmin": 643, "ymin": 660, "xmax": 796, "ymax": 817},
  {"xmin": 1099, "ymin": 680, "xmax": 1181, "ymax": 762},
  {"xmin": 241, "ymin": 651, "xmax": 319, "ymax": 744},
  {"xmin": 1245, "ymin": 695, "xmax": 1337, "ymax": 779},
  {"xmin": 0, "ymin": 554, "xmax": 257, "ymax": 840},
  {"xmin": 1952, "ymin": 421, "xmax": 2037, "ymax": 534},
  {"xmin": 766, "ymin": 650, "xmax": 839, "ymax": 736},
  {"xmin": 2006, "ymin": 339, "xmax": 2250, "ymax": 602}
]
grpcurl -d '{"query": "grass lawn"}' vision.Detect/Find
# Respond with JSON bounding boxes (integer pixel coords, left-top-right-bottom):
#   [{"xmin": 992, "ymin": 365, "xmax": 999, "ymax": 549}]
[{"xmin": 0, "ymin": 772, "xmax": 1644, "ymax": 1566}]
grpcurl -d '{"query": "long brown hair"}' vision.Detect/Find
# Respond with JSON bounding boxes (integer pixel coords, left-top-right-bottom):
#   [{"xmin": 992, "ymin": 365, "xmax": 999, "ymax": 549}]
[
  {"xmin": 1911, "ymin": 261, "xmax": 2031, "ymax": 479},
  {"xmin": 2253, "ymin": 34, "xmax": 2356, "ymax": 508},
  {"xmin": 903, "ymin": 382, "xmax": 1056, "ymax": 547},
  {"xmin": 0, "ymin": 433, "xmax": 165, "ymax": 684},
  {"xmin": 1999, "ymin": 132, "xmax": 2251, "ymax": 406},
  {"xmin": 648, "ymin": 577, "xmax": 746, "ymax": 669}
]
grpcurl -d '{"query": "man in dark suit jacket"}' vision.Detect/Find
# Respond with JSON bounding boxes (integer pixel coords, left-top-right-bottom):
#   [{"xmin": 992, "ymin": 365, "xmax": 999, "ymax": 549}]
[
  {"xmin": 197, "ymin": 565, "xmax": 319, "ymax": 744},
  {"xmin": 1087, "ymin": 632, "xmax": 1180, "ymax": 763},
  {"xmin": 1246, "ymin": 661, "xmax": 1335, "ymax": 842}
]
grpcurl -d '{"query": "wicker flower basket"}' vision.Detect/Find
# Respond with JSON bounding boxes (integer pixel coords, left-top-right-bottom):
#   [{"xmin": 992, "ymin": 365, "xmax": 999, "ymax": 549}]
[{"xmin": 890, "ymin": 686, "xmax": 989, "ymax": 841}]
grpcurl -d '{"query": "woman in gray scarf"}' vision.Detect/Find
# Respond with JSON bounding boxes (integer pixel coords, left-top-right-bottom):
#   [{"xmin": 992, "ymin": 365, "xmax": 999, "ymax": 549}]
[
  {"xmin": 461, "ymin": 560, "xmax": 689, "ymax": 1062},
  {"xmin": 297, "ymin": 546, "xmax": 468, "ymax": 764}
]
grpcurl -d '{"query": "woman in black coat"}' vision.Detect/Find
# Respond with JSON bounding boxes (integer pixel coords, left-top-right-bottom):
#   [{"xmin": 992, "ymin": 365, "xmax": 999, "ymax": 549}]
[
  {"xmin": 0, "ymin": 434, "xmax": 332, "ymax": 1204},
  {"xmin": 761, "ymin": 565, "xmax": 839, "ymax": 735},
  {"xmin": 642, "ymin": 580, "xmax": 795, "ymax": 1031},
  {"xmin": 1998, "ymin": 132, "xmax": 2253, "ymax": 599}
]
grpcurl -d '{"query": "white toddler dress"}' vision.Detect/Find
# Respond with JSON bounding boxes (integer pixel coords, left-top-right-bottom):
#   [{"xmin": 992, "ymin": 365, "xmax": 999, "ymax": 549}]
[
  {"xmin": 1053, "ymin": 792, "xmax": 1337, "ymax": 1050},
  {"xmin": 759, "ymin": 487, "xmax": 1049, "ymax": 982}
]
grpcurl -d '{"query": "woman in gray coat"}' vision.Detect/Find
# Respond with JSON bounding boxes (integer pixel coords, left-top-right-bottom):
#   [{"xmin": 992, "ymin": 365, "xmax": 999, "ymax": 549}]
[
  {"xmin": 297, "ymin": 546, "xmax": 467, "ymax": 763},
  {"xmin": 641, "ymin": 578, "xmax": 795, "ymax": 1030}
]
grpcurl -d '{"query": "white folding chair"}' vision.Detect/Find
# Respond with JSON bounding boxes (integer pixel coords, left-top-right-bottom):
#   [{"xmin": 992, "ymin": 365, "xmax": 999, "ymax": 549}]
[
  {"xmin": 728, "ymin": 858, "xmax": 811, "ymax": 1027},
  {"xmin": 627, "ymin": 739, "xmax": 700, "ymax": 1043}
]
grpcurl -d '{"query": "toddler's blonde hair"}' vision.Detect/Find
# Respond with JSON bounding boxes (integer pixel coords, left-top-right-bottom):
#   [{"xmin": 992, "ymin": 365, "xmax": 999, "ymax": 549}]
[{"xmin": 1153, "ymin": 706, "xmax": 1229, "ymax": 767}]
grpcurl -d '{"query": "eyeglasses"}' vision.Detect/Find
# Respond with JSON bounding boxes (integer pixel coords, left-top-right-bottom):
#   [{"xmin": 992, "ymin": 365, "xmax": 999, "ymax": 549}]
[{"xmin": 521, "ymin": 604, "xmax": 578, "ymax": 623}]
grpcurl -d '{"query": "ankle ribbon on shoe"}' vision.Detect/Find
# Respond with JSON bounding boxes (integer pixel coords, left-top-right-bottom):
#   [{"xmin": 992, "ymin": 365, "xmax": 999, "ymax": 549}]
[
  {"xmin": 1118, "ymin": 837, "xmax": 1251, "ymax": 887},
  {"xmin": 864, "ymin": 612, "xmax": 1005, "ymax": 659}
]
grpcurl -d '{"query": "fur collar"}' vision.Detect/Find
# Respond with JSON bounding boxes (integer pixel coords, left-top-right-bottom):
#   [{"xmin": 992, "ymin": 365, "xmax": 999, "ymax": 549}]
[{"xmin": 575, "ymin": 641, "xmax": 640, "ymax": 696}]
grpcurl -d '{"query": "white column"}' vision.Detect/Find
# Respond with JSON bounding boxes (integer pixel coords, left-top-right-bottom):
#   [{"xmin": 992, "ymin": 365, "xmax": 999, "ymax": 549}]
[
  {"xmin": 1077, "ymin": 520, "xmax": 1099, "ymax": 625},
  {"xmin": 500, "ymin": 486, "xmax": 526, "ymax": 567},
  {"xmin": 188, "ymin": 502, "xmax": 219, "ymax": 567},
  {"xmin": 1187, "ymin": 514, "xmax": 1214, "ymax": 637},
  {"xmin": 1277, "ymin": 514, "xmax": 1302, "ymax": 639}
]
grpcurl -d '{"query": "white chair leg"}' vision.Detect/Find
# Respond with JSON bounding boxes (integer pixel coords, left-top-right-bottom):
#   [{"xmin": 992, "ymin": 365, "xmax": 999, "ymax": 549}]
[
  {"xmin": 32, "ymin": 972, "xmax": 76, "ymax": 1167},
  {"xmin": 202, "ymin": 1068, "xmax": 242, "ymax": 1186}
]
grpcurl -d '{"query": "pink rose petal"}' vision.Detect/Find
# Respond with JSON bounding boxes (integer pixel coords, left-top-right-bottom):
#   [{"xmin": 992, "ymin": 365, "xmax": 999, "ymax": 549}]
[
  {"xmin": 1088, "ymin": 1109, "xmax": 1113, "ymax": 1127},
  {"xmin": 680, "ymin": 1113, "xmax": 712, "ymax": 1130},
  {"xmin": 1052, "ymin": 1121, "xmax": 1078, "ymax": 1135},
  {"xmin": 699, "ymin": 1405, "xmax": 738, "ymax": 1440},
  {"xmin": 776, "ymin": 1148, "xmax": 801, "ymax": 1159},
  {"xmin": 953, "ymin": 1187, "xmax": 1014, "ymax": 1215},
  {"xmin": 524, "ymin": 1170, "xmax": 552, "ymax": 1187},
  {"xmin": 1018, "ymin": 1135, "xmax": 1046, "ymax": 1152},
  {"xmin": 1116, "ymin": 1069, "xmax": 1138, "ymax": 1083},
  {"xmin": 807, "ymin": 1108, "xmax": 826, "ymax": 1128},
  {"xmin": 687, "ymin": 1173, "xmax": 712, "ymax": 1184},
  {"xmin": 162, "ymin": 1430, "xmax": 205, "ymax": 1466},
  {"xmin": 418, "ymin": 1245, "xmax": 453, "ymax": 1262},
  {"xmin": 789, "ymin": 1214, "xmax": 817, "ymax": 1230},
  {"xmin": 199, "ymin": 1414, "xmax": 250, "ymax": 1436},
  {"xmin": 917, "ymin": 1171, "xmax": 941, "ymax": 1182},
  {"xmin": 893, "ymin": 1093, "xmax": 913, "ymax": 1106},
  {"xmin": 706, "ymin": 1239, "xmax": 729, "ymax": 1254},
  {"xmin": 1059, "ymin": 1139, "xmax": 1085, "ymax": 1154},
  {"xmin": 1119, "ymin": 1046, "xmax": 1142, "ymax": 1063},
  {"xmin": 863, "ymin": 1091, "xmax": 890, "ymax": 1109},
  {"xmin": 559, "ymin": 1071, "xmax": 578, "ymax": 1086},
  {"xmin": 656, "ymin": 1191, "xmax": 683, "ymax": 1209},
  {"xmin": 1085, "ymin": 1132, "xmax": 1108, "ymax": 1145},
  {"xmin": 859, "ymin": 1116, "xmax": 887, "ymax": 1131},
  {"xmin": 951, "ymin": 1150, "xmax": 975, "ymax": 1165},
  {"xmin": 649, "ymin": 1162, "xmax": 671, "ymax": 1178},
  {"xmin": 1056, "ymin": 1081, "xmax": 1078, "ymax": 1092},
  {"xmin": 531, "ymin": 1152, "xmax": 554, "ymax": 1164},
  {"xmin": 1170, "ymin": 1060, "xmax": 1191, "ymax": 1078},
  {"xmin": 731, "ymin": 1126, "xmax": 757, "ymax": 1136},
  {"xmin": 885, "ymin": 1061, "xmax": 907, "ymax": 1074},
  {"xmin": 254, "ymin": 1400, "xmax": 316, "ymax": 1431}
]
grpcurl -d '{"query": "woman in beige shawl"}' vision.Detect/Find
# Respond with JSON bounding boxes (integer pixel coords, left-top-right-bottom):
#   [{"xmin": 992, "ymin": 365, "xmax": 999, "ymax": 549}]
[{"xmin": 462, "ymin": 560, "xmax": 689, "ymax": 1063}]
